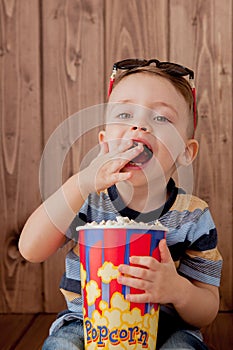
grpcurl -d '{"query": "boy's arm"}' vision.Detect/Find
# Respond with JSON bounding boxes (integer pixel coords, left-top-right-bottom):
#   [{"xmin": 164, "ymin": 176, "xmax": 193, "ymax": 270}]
[
  {"xmin": 171, "ymin": 276, "xmax": 219, "ymax": 328},
  {"xmin": 158, "ymin": 239, "xmax": 220, "ymax": 327},
  {"xmin": 19, "ymin": 140, "xmax": 143, "ymax": 262},
  {"xmin": 19, "ymin": 173, "xmax": 86, "ymax": 263}
]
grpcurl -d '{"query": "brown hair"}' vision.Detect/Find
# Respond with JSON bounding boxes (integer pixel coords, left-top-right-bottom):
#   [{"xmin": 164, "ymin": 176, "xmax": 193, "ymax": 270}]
[{"xmin": 112, "ymin": 66, "xmax": 195, "ymax": 138}]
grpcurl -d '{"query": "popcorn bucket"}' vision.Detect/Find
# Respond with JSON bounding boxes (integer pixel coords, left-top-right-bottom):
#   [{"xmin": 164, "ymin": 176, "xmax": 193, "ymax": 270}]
[{"xmin": 79, "ymin": 224, "xmax": 167, "ymax": 349}]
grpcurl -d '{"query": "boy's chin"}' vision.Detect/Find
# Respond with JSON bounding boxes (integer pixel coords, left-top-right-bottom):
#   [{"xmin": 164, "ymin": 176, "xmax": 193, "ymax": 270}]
[{"xmin": 121, "ymin": 163, "xmax": 150, "ymax": 184}]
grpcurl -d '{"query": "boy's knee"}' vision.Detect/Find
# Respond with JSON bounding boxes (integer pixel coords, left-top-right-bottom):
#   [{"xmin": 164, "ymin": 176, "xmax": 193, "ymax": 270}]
[
  {"xmin": 159, "ymin": 330, "xmax": 208, "ymax": 350},
  {"xmin": 42, "ymin": 335, "xmax": 83, "ymax": 350}
]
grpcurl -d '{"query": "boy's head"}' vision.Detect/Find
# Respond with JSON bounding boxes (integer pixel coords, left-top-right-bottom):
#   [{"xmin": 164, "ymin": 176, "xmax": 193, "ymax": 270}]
[
  {"xmin": 100, "ymin": 59, "xmax": 199, "ymax": 185},
  {"xmin": 109, "ymin": 63, "xmax": 196, "ymax": 139}
]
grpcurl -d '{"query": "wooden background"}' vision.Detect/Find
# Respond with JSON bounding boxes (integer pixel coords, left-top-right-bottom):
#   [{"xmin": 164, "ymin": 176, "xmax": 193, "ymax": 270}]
[{"xmin": 0, "ymin": 0, "xmax": 232, "ymax": 347}]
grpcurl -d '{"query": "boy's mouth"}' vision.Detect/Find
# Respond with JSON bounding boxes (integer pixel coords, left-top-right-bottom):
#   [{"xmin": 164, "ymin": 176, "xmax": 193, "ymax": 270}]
[{"xmin": 128, "ymin": 140, "xmax": 153, "ymax": 166}]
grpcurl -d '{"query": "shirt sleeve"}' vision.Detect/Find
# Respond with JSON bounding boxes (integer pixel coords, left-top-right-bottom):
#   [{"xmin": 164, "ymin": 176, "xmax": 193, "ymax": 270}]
[
  {"xmin": 65, "ymin": 202, "xmax": 88, "ymax": 242},
  {"xmin": 178, "ymin": 208, "xmax": 223, "ymax": 286}
]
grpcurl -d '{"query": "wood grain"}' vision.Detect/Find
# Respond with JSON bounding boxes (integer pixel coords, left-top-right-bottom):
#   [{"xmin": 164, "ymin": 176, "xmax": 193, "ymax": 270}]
[
  {"xmin": 15, "ymin": 314, "xmax": 57, "ymax": 350},
  {"xmin": 0, "ymin": 4, "xmax": 232, "ymax": 341},
  {"xmin": 105, "ymin": 0, "xmax": 169, "ymax": 76},
  {"xmin": 169, "ymin": 0, "xmax": 232, "ymax": 311},
  {"xmin": 0, "ymin": 0, "xmax": 43, "ymax": 312},
  {"xmin": 0, "ymin": 312, "xmax": 232, "ymax": 349},
  {"xmin": 0, "ymin": 313, "xmax": 56, "ymax": 350},
  {"xmin": 202, "ymin": 312, "xmax": 233, "ymax": 350},
  {"xmin": 41, "ymin": 0, "xmax": 104, "ymax": 312},
  {"xmin": 0, "ymin": 314, "xmax": 35, "ymax": 350}
]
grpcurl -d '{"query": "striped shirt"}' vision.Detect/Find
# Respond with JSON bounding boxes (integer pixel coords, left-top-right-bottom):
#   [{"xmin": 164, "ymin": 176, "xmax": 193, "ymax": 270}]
[
  {"xmin": 60, "ymin": 180, "xmax": 222, "ymax": 313},
  {"xmin": 54, "ymin": 178, "xmax": 222, "ymax": 335}
]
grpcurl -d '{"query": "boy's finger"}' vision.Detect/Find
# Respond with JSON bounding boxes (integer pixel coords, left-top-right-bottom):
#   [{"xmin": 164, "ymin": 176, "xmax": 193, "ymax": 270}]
[
  {"xmin": 105, "ymin": 144, "xmax": 144, "ymax": 173},
  {"xmin": 116, "ymin": 143, "xmax": 144, "ymax": 165},
  {"xmin": 110, "ymin": 172, "xmax": 132, "ymax": 183},
  {"xmin": 125, "ymin": 292, "xmax": 152, "ymax": 304},
  {"xmin": 118, "ymin": 138, "xmax": 133, "ymax": 152},
  {"xmin": 159, "ymin": 239, "xmax": 172, "ymax": 263},
  {"xmin": 129, "ymin": 256, "xmax": 159, "ymax": 270}
]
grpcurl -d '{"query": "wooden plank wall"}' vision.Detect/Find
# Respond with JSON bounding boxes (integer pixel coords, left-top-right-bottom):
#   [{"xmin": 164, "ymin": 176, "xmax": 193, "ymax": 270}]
[{"xmin": 0, "ymin": 0, "xmax": 232, "ymax": 326}]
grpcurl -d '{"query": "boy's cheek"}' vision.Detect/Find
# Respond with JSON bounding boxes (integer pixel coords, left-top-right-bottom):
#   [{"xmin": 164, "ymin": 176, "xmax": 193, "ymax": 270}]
[
  {"xmin": 101, "ymin": 139, "xmax": 115, "ymax": 152},
  {"xmin": 154, "ymin": 125, "xmax": 185, "ymax": 151}
]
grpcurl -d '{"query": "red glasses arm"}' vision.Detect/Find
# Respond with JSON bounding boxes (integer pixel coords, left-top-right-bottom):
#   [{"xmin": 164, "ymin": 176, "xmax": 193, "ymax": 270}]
[{"xmin": 108, "ymin": 68, "xmax": 117, "ymax": 97}]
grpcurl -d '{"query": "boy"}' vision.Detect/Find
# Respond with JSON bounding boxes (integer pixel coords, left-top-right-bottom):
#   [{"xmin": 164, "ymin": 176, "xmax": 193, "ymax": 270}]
[{"xmin": 19, "ymin": 59, "xmax": 222, "ymax": 349}]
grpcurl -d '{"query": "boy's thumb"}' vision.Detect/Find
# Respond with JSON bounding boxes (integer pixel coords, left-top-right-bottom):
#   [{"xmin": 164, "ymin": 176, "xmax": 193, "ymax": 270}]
[{"xmin": 159, "ymin": 239, "xmax": 172, "ymax": 263}]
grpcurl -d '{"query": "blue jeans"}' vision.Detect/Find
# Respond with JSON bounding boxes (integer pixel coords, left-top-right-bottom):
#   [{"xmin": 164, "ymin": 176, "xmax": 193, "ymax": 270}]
[
  {"xmin": 159, "ymin": 330, "xmax": 209, "ymax": 349},
  {"xmin": 42, "ymin": 319, "xmax": 208, "ymax": 350},
  {"xmin": 42, "ymin": 319, "xmax": 84, "ymax": 350}
]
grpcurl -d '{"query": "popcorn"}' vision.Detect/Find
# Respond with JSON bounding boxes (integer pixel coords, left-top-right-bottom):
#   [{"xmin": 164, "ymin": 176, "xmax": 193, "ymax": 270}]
[
  {"xmin": 122, "ymin": 307, "xmax": 142, "ymax": 325},
  {"xmin": 84, "ymin": 290, "xmax": 159, "ymax": 349},
  {"xmin": 80, "ymin": 263, "xmax": 86, "ymax": 289},
  {"xmin": 103, "ymin": 308, "xmax": 122, "ymax": 329},
  {"xmin": 98, "ymin": 261, "xmax": 119, "ymax": 283},
  {"xmin": 110, "ymin": 292, "xmax": 130, "ymax": 312},
  {"xmin": 86, "ymin": 280, "xmax": 101, "ymax": 306},
  {"xmin": 78, "ymin": 217, "xmax": 167, "ymax": 348},
  {"xmin": 78, "ymin": 215, "xmax": 167, "ymax": 231}
]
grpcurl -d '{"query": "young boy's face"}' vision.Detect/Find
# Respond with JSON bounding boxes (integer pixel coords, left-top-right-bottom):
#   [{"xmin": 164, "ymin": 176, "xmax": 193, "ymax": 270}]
[{"xmin": 100, "ymin": 73, "xmax": 196, "ymax": 185}]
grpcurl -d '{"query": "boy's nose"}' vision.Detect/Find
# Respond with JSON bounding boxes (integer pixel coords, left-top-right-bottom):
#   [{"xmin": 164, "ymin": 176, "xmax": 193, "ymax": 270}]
[{"xmin": 130, "ymin": 126, "xmax": 149, "ymax": 133}]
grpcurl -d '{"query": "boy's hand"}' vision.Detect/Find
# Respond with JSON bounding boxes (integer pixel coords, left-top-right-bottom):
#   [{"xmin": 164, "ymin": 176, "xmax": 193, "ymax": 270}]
[
  {"xmin": 78, "ymin": 139, "xmax": 143, "ymax": 197},
  {"xmin": 117, "ymin": 239, "xmax": 181, "ymax": 305}
]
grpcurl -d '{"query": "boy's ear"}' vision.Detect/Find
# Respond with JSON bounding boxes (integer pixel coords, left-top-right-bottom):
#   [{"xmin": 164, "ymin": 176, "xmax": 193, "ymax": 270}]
[
  {"xmin": 98, "ymin": 130, "xmax": 106, "ymax": 144},
  {"xmin": 177, "ymin": 139, "xmax": 199, "ymax": 166}
]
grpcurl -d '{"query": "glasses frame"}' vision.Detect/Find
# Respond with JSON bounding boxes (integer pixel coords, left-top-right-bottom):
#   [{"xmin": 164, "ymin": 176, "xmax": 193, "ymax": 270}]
[{"xmin": 108, "ymin": 58, "xmax": 197, "ymax": 134}]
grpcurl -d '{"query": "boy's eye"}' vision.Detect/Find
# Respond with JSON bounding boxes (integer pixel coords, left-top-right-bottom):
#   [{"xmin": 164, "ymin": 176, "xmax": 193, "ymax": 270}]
[
  {"xmin": 116, "ymin": 112, "xmax": 133, "ymax": 119},
  {"xmin": 153, "ymin": 115, "xmax": 169, "ymax": 123}
]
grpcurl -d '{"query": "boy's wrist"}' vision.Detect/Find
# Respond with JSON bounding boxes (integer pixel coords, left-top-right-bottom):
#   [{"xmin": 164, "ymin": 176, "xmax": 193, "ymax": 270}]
[{"xmin": 77, "ymin": 169, "xmax": 94, "ymax": 199}]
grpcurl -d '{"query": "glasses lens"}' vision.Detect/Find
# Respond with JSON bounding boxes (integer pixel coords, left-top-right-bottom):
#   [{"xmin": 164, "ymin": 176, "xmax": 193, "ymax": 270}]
[
  {"xmin": 115, "ymin": 59, "xmax": 194, "ymax": 79},
  {"xmin": 116, "ymin": 59, "xmax": 148, "ymax": 70},
  {"xmin": 159, "ymin": 62, "xmax": 193, "ymax": 78}
]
